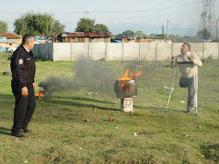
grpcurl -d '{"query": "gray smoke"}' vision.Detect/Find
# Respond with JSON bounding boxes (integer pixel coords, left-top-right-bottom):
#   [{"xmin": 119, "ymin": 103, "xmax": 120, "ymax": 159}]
[{"xmin": 39, "ymin": 58, "xmax": 119, "ymax": 95}]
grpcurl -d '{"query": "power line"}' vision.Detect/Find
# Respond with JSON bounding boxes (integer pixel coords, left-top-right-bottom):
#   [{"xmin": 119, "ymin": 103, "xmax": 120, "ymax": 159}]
[
  {"xmin": 200, "ymin": 0, "xmax": 217, "ymax": 39},
  {"xmin": 216, "ymin": 17, "xmax": 219, "ymax": 40},
  {"xmin": 0, "ymin": 0, "xmax": 200, "ymax": 15}
]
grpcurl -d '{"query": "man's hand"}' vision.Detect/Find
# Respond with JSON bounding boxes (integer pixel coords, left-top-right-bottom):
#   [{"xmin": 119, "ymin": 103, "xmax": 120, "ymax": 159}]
[
  {"xmin": 187, "ymin": 56, "xmax": 193, "ymax": 62},
  {"xmin": 186, "ymin": 53, "xmax": 193, "ymax": 62},
  {"xmin": 33, "ymin": 83, "xmax": 36, "ymax": 88},
  {"xmin": 21, "ymin": 87, "xmax": 28, "ymax": 97}
]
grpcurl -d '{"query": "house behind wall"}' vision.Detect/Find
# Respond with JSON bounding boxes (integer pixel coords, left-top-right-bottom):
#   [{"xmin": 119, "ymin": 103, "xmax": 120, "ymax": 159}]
[
  {"xmin": 57, "ymin": 32, "xmax": 111, "ymax": 43},
  {"xmin": 0, "ymin": 32, "xmax": 22, "ymax": 52},
  {"xmin": 0, "ymin": 32, "xmax": 22, "ymax": 44}
]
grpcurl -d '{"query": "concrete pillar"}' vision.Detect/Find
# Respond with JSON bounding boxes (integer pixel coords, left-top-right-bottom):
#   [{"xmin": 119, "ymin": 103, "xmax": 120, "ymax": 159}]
[
  {"xmin": 105, "ymin": 42, "xmax": 108, "ymax": 60},
  {"xmin": 70, "ymin": 43, "xmax": 73, "ymax": 61},
  {"xmin": 87, "ymin": 42, "xmax": 90, "ymax": 59},
  {"xmin": 138, "ymin": 43, "xmax": 141, "ymax": 62},
  {"xmin": 171, "ymin": 43, "xmax": 173, "ymax": 58},
  {"xmin": 122, "ymin": 42, "xmax": 124, "ymax": 62},
  {"xmin": 202, "ymin": 42, "xmax": 205, "ymax": 59},
  {"xmin": 218, "ymin": 42, "xmax": 219, "ymax": 59},
  {"xmin": 154, "ymin": 43, "xmax": 158, "ymax": 69}
]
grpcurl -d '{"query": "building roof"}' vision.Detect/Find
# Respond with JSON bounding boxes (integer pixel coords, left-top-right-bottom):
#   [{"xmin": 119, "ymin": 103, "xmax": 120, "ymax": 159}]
[
  {"xmin": 0, "ymin": 32, "xmax": 22, "ymax": 39},
  {"xmin": 60, "ymin": 32, "xmax": 111, "ymax": 38}
]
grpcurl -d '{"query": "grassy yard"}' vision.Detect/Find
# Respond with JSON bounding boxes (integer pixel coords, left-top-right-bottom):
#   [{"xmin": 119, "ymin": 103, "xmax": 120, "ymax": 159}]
[{"xmin": 0, "ymin": 52, "xmax": 218, "ymax": 164}]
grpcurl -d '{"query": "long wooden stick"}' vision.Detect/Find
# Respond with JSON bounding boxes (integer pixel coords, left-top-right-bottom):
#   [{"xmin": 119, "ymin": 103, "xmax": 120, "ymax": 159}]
[
  {"xmin": 165, "ymin": 67, "xmax": 177, "ymax": 111},
  {"xmin": 194, "ymin": 65, "xmax": 198, "ymax": 114}
]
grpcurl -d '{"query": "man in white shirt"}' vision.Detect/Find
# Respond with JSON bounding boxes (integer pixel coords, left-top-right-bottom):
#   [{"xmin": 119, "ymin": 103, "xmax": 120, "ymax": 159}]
[{"xmin": 174, "ymin": 43, "xmax": 203, "ymax": 113}]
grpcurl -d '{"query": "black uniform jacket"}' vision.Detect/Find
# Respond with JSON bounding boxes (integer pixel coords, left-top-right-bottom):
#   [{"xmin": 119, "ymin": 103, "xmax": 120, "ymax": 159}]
[{"xmin": 10, "ymin": 46, "xmax": 36, "ymax": 87}]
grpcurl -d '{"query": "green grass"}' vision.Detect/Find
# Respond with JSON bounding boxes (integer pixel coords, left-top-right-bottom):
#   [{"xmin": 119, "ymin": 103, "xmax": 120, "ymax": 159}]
[{"xmin": 0, "ymin": 52, "xmax": 218, "ymax": 164}]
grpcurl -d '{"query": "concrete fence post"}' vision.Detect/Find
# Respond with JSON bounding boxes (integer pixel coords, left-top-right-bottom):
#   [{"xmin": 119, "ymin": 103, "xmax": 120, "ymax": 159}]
[
  {"xmin": 171, "ymin": 43, "xmax": 173, "ymax": 59},
  {"xmin": 122, "ymin": 42, "xmax": 124, "ymax": 62},
  {"xmin": 105, "ymin": 42, "xmax": 108, "ymax": 60},
  {"xmin": 202, "ymin": 42, "xmax": 205, "ymax": 59},
  {"xmin": 218, "ymin": 42, "xmax": 219, "ymax": 59},
  {"xmin": 70, "ymin": 43, "xmax": 73, "ymax": 61},
  {"xmin": 87, "ymin": 42, "xmax": 90, "ymax": 59},
  {"xmin": 138, "ymin": 43, "xmax": 141, "ymax": 62},
  {"xmin": 154, "ymin": 43, "xmax": 158, "ymax": 69}
]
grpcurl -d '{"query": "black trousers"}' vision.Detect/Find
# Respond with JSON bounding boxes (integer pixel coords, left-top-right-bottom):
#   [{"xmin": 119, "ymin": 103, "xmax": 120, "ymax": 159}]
[{"xmin": 11, "ymin": 81, "xmax": 36, "ymax": 132}]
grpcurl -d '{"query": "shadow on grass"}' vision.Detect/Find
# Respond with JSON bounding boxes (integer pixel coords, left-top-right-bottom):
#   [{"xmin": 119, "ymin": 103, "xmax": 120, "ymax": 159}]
[
  {"xmin": 43, "ymin": 96, "xmax": 119, "ymax": 112},
  {"xmin": 134, "ymin": 105, "xmax": 184, "ymax": 113},
  {"xmin": 0, "ymin": 94, "xmax": 183, "ymax": 113},
  {"xmin": 0, "ymin": 93, "xmax": 119, "ymax": 112},
  {"xmin": 0, "ymin": 127, "xmax": 11, "ymax": 136},
  {"xmin": 51, "ymin": 96, "xmax": 115, "ymax": 105}
]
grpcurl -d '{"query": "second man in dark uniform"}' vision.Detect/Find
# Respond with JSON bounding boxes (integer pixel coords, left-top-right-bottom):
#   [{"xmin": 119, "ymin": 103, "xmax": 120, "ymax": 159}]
[{"xmin": 10, "ymin": 34, "xmax": 36, "ymax": 138}]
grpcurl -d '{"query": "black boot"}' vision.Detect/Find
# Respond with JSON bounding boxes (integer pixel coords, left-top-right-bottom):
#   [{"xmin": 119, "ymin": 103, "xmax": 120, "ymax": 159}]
[
  {"xmin": 22, "ymin": 127, "xmax": 32, "ymax": 133},
  {"xmin": 11, "ymin": 130, "xmax": 25, "ymax": 138}
]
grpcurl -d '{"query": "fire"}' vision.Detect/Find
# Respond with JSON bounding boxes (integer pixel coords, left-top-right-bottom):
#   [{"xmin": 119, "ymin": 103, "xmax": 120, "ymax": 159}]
[
  {"xmin": 118, "ymin": 68, "xmax": 142, "ymax": 89},
  {"xmin": 118, "ymin": 68, "xmax": 142, "ymax": 81},
  {"xmin": 35, "ymin": 88, "xmax": 45, "ymax": 98}
]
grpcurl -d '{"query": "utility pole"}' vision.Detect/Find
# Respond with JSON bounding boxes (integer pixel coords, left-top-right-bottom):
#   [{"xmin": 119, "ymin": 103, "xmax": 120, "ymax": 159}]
[
  {"xmin": 166, "ymin": 19, "xmax": 170, "ymax": 39},
  {"xmin": 200, "ymin": 0, "xmax": 216, "ymax": 40},
  {"xmin": 162, "ymin": 25, "xmax": 165, "ymax": 39},
  {"xmin": 216, "ymin": 17, "xmax": 219, "ymax": 41}
]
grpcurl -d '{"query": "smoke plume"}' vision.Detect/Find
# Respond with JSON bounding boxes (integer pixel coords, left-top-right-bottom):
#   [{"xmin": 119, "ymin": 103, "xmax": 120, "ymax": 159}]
[{"xmin": 39, "ymin": 58, "xmax": 119, "ymax": 95}]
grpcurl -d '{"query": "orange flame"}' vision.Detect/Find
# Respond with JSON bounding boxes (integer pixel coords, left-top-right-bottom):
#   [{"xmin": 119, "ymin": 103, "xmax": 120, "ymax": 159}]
[
  {"xmin": 35, "ymin": 88, "xmax": 45, "ymax": 98},
  {"xmin": 118, "ymin": 68, "xmax": 142, "ymax": 81},
  {"xmin": 118, "ymin": 68, "xmax": 142, "ymax": 89}
]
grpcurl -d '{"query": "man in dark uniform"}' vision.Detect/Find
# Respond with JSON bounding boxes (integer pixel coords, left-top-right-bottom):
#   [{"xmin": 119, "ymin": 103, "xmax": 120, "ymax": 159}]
[{"xmin": 10, "ymin": 34, "xmax": 36, "ymax": 138}]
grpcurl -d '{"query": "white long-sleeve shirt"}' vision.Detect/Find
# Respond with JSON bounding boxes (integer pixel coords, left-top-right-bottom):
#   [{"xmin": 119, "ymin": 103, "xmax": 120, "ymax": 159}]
[{"xmin": 175, "ymin": 52, "xmax": 203, "ymax": 78}]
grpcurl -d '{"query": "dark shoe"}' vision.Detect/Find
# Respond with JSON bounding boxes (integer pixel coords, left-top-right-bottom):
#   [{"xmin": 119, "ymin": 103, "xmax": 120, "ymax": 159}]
[
  {"xmin": 22, "ymin": 127, "xmax": 32, "ymax": 133},
  {"xmin": 187, "ymin": 107, "xmax": 193, "ymax": 113},
  {"xmin": 11, "ymin": 131, "xmax": 25, "ymax": 138}
]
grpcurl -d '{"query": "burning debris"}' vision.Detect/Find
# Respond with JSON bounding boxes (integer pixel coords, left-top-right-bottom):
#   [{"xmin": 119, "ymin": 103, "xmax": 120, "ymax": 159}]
[
  {"xmin": 114, "ymin": 68, "xmax": 142, "ymax": 112},
  {"xmin": 35, "ymin": 87, "xmax": 45, "ymax": 99}
]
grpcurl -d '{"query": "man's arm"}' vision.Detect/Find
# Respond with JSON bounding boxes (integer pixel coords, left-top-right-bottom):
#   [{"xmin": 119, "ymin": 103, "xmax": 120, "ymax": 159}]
[
  {"xmin": 13, "ymin": 52, "xmax": 28, "ymax": 87},
  {"xmin": 191, "ymin": 53, "xmax": 203, "ymax": 67}
]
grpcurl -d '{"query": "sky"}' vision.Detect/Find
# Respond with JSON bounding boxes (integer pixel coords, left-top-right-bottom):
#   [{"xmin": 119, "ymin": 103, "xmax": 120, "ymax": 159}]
[{"xmin": 0, "ymin": 0, "xmax": 218, "ymax": 36}]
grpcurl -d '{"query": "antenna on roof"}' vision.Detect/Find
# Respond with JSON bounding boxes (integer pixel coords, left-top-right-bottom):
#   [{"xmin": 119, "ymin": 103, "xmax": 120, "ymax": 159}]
[
  {"xmin": 199, "ymin": 0, "xmax": 216, "ymax": 40},
  {"xmin": 83, "ymin": 11, "xmax": 90, "ymax": 18}
]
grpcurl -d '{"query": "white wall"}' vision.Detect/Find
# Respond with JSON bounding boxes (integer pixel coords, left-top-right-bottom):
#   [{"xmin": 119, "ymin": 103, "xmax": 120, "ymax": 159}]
[{"xmin": 33, "ymin": 42, "xmax": 219, "ymax": 61}]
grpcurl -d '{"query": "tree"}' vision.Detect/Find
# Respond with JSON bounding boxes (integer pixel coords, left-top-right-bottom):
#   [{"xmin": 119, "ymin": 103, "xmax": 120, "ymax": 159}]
[
  {"xmin": 115, "ymin": 30, "xmax": 145, "ymax": 40},
  {"xmin": 0, "ymin": 21, "xmax": 8, "ymax": 33},
  {"xmin": 75, "ymin": 18, "xmax": 110, "ymax": 33},
  {"xmin": 94, "ymin": 24, "xmax": 109, "ymax": 32},
  {"xmin": 52, "ymin": 20, "xmax": 65, "ymax": 35},
  {"xmin": 76, "ymin": 18, "xmax": 95, "ymax": 32},
  {"xmin": 14, "ymin": 13, "xmax": 65, "ymax": 36},
  {"xmin": 135, "ymin": 31, "xmax": 146, "ymax": 38},
  {"xmin": 197, "ymin": 28, "xmax": 211, "ymax": 40},
  {"xmin": 122, "ymin": 30, "xmax": 135, "ymax": 39}
]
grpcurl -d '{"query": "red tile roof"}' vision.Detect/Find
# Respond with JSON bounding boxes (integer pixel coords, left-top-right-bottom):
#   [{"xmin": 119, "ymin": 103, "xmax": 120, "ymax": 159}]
[
  {"xmin": 60, "ymin": 32, "xmax": 111, "ymax": 38},
  {"xmin": 0, "ymin": 32, "xmax": 22, "ymax": 39}
]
